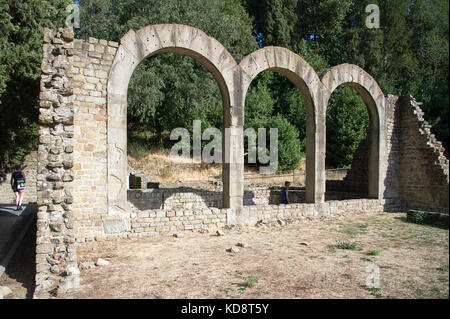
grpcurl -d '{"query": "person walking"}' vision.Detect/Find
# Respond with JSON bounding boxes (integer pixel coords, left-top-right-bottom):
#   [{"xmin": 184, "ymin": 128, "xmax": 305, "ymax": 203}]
[{"xmin": 11, "ymin": 166, "xmax": 26, "ymax": 211}]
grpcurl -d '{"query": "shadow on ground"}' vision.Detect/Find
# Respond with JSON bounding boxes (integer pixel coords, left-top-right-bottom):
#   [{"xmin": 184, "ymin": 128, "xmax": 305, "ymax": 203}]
[
  {"xmin": 394, "ymin": 216, "xmax": 449, "ymax": 230},
  {"xmin": 0, "ymin": 218, "xmax": 36, "ymax": 299}
]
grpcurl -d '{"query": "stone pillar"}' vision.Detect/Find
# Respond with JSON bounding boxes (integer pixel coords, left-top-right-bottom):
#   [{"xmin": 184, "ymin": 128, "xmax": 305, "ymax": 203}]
[
  {"xmin": 35, "ymin": 28, "xmax": 78, "ymax": 298},
  {"xmin": 307, "ymin": 91, "xmax": 326, "ymax": 204},
  {"xmin": 222, "ymin": 105, "xmax": 244, "ymax": 212}
]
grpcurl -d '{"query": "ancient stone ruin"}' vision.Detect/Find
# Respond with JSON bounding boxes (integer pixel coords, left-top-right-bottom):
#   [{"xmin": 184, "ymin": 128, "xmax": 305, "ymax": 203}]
[{"xmin": 29, "ymin": 24, "xmax": 448, "ymax": 297}]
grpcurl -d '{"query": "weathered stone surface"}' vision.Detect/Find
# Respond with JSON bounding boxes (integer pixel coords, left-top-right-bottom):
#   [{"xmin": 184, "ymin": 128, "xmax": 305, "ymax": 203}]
[
  {"xmin": 216, "ymin": 230, "xmax": 225, "ymax": 236},
  {"xmin": 102, "ymin": 218, "xmax": 130, "ymax": 234},
  {"xmin": 96, "ymin": 258, "xmax": 110, "ymax": 266},
  {"xmin": 0, "ymin": 286, "xmax": 12, "ymax": 299},
  {"xmin": 229, "ymin": 246, "xmax": 240, "ymax": 253},
  {"xmin": 62, "ymin": 31, "xmax": 74, "ymax": 41},
  {"xmin": 80, "ymin": 260, "xmax": 95, "ymax": 270}
]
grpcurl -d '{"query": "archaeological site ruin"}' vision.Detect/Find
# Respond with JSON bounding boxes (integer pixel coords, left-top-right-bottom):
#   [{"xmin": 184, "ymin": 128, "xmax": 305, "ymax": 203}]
[{"xmin": 5, "ymin": 24, "xmax": 447, "ymax": 297}]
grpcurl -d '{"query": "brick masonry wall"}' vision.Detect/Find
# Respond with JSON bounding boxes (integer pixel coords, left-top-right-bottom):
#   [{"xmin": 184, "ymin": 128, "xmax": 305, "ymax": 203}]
[{"xmin": 71, "ymin": 36, "xmax": 118, "ymax": 242}]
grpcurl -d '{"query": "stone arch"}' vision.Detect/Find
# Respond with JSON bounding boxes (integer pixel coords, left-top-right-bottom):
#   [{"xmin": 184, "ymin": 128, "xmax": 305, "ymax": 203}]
[
  {"xmin": 107, "ymin": 24, "xmax": 240, "ymax": 217},
  {"xmin": 238, "ymin": 46, "xmax": 327, "ymax": 203},
  {"xmin": 320, "ymin": 63, "xmax": 386, "ymax": 199}
]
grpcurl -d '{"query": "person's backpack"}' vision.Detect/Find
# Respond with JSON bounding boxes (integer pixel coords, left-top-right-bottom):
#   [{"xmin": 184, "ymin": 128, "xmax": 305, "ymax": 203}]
[{"xmin": 15, "ymin": 173, "xmax": 25, "ymax": 190}]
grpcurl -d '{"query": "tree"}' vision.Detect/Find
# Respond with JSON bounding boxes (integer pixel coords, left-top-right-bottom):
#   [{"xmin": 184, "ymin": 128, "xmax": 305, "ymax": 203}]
[
  {"xmin": 0, "ymin": 0, "xmax": 72, "ymax": 171},
  {"xmin": 79, "ymin": 0, "xmax": 258, "ymax": 150},
  {"xmin": 326, "ymin": 86, "xmax": 369, "ymax": 168},
  {"xmin": 248, "ymin": 115, "xmax": 302, "ymax": 172},
  {"xmin": 409, "ymin": 0, "xmax": 449, "ymax": 150},
  {"xmin": 244, "ymin": 0, "xmax": 301, "ymax": 51}
]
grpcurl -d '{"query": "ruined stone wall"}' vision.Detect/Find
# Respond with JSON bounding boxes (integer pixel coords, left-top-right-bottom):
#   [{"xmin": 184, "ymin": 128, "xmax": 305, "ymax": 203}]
[
  {"xmin": 397, "ymin": 96, "xmax": 449, "ymax": 213},
  {"xmin": 238, "ymin": 199, "xmax": 384, "ymax": 226},
  {"xmin": 383, "ymin": 95, "xmax": 403, "ymax": 211},
  {"xmin": 337, "ymin": 94, "xmax": 448, "ymax": 213},
  {"xmin": 337, "ymin": 131, "xmax": 370, "ymax": 196},
  {"xmin": 35, "ymin": 28, "xmax": 77, "ymax": 298},
  {"xmin": 0, "ymin": 151, "xmax": 38, "ymax": 204},
  {"xmin": 71, "ymin": 36, "xmax": 118, "ymax": 243},
  {"xmin": 34, "ymin": 26, "xmax": 449, "ymax": 298}
]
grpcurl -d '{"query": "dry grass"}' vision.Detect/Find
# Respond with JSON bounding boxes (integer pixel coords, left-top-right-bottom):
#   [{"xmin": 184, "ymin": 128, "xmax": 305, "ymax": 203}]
[
  {"xmin": 127, "ymin": 151, "xmax": 309, "ymax": 187},
  {"xmin": 60, "ymin": 212, "xmax": 449, "ymax": 299},
  {"xmin": 128, "ymin": 151, "xmax": 222, "ymax": 182}
]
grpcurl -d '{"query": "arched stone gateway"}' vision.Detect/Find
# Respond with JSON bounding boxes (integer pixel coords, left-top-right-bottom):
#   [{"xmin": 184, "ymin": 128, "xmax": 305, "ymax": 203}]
[
  {"xmin": 320, "ymin": 64, "xmax": 386, "ymax": 199},
  {"xmin": 238, "ymin": 46, "xmax": 328, "ymax": 203},
  {"xmin": 34, "ymin": 25, "xmax": 448, "ymax": 297},
  {"xmin": 107, "ymin": 24, "xmax": 241, "ymax": 219}
]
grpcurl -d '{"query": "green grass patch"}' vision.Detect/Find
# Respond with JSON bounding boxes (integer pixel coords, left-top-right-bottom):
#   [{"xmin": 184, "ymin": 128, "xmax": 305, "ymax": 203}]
[
  {"xmin": 379, "ymin": 265, "xmax": 392, "ymax": 269},
  {"xmin": 437, "ymin": 265, "xmax": 449, "ymax": 272},
  {"xmin": 336, "ymin": 241, "xmax": 357, "ymax": 250},
  {"xmin": 245, "ymin": 275, "xmax": 259, "ymax": 288},
  {"xmin": 366, "ymin": 286, "xmax": 383, "ymax": 298},
  {"xmin": 367, "ymin": 250, "xmax": 380, "ymax": 256}
]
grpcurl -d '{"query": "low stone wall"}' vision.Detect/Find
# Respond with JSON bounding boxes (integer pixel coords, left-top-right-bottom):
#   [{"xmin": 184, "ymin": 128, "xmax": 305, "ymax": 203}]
[
  {"xmin": 128, "ymin": 188, "xmax": 223, "ymax": 210},
  {"xmin": 129, "ymin": 207, "xmax": 228, "ymax": 235},
  {"xmin": 237, "ymin": 199, "xmax": 384, "ymax": 226},
  {"xmin": 127, "ymin": 187, "xmax": 384, "ymax": 213},
  {"xmin": 127, "ymin": 188, "xmax": 311, "ymax": 211},
  {"xmin": 123, "ymin": 198, "xmax": 384, "ymax": 237}
]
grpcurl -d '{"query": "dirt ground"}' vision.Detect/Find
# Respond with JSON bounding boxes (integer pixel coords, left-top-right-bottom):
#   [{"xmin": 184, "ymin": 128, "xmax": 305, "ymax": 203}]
[
  {"xmin": 0, "ymin": 218, "xmax": 36, "ymax": 299},
  {"xmin": 55, "ymin": 212, "xmax": 448, "ymax": 299},
  {"xmin": 1, "ymin": 212, "xmax": 448, "ymax": 299}
]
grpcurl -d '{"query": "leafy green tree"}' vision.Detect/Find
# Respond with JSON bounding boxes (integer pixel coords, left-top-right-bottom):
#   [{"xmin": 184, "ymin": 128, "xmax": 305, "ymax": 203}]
[
  {"xmin": 326, "ymin": 86, "xmax": 369, "ymax": 168},
  {"xmin": 79, "ymin": 0, "xmax": 258, "ymax": 151},
  {"xmin": 0, "ymin": 0, "xmax": 72, "ymax": 171},
  {"xmin": 248, "ymin": 115, "xmax": 302, "ymax": 172},
  {"xmin": 409, "ymin": 0, "xmax": 449, "ymax": 150},
  {"xmin": 244, "ymin": 72, "xmax": 275, "ymax": 122}
]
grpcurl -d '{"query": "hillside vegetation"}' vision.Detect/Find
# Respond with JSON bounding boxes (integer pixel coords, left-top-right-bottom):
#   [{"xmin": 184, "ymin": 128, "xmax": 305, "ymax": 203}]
[{"xmin": 0, "ymin": 0, "xmax": 448, "ymax": 172}]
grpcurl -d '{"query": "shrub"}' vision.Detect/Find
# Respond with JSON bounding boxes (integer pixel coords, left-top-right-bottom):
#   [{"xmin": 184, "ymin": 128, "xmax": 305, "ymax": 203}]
[
  {"xmin": 247, "ymin": 115, "xmax": 303, "ymax": 172},
  {"xmin": 408, "ymin": 212, "xmax": 434, "ymax": 225},
  {"xmin": 336, "ymin": 241, "xmax": 357, "ymax": 250},
  {"xmin": 367, "ymin": 250, "xmax": 380, "ymax": 256}
]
